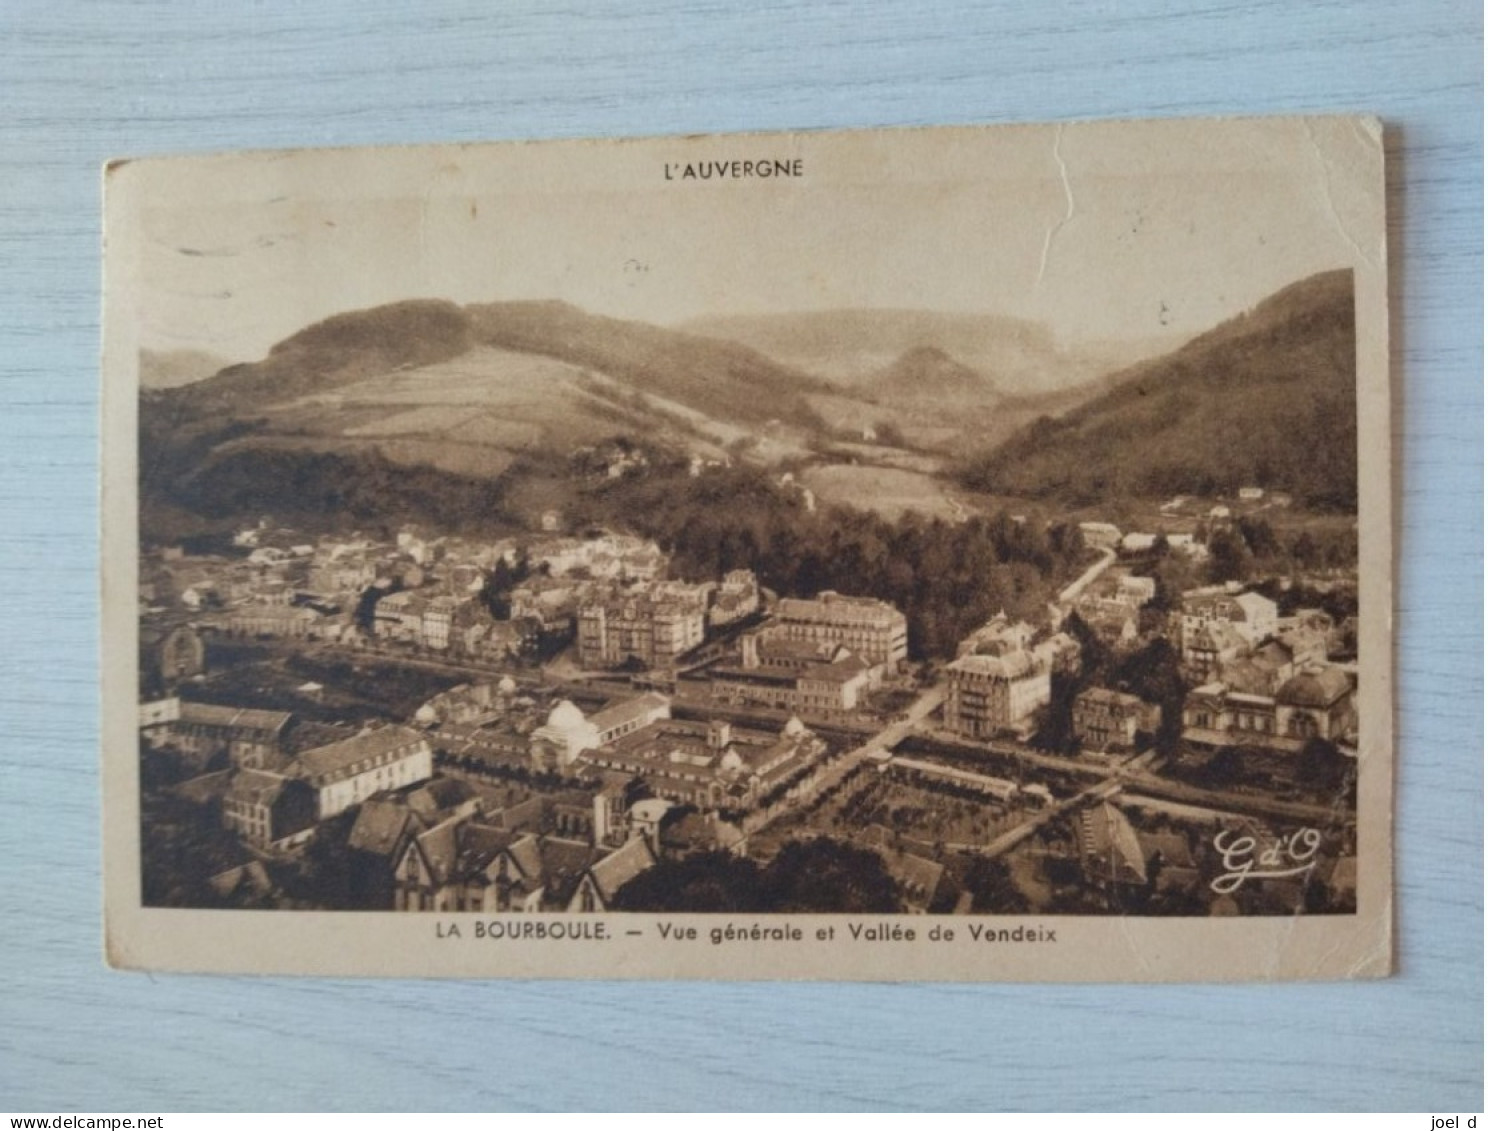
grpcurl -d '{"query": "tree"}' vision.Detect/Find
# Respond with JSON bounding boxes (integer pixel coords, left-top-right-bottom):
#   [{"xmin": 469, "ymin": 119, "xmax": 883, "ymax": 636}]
[
  {"xmin": 1289, "ymin": 530, "xmax": 1321, "ymax": 569},
  {"xmin": 1237, "ymin": 516, "xmax": 1279, "ymax": 560},
  {"xmin": 1031, "ymin": 672, "xmax": 1081, "ymax": 756},
  {"xmin": 355, "ymin": 580, "xmax": 399, "ymax": 633},
  {"xmin": 961, "ymin": 856, "xmax": 1030, "ymax": 913},
  {"xmin": 140, "ymin": 794, "xmax": 251, "ymax": 908},
  {"xmin": 1198, "ymin": 745, "xmax": 1244, "ymax": 789},
  {"xmin": 609, "ymin": 852, "xmax": 762, "ymax": 912},
  {"xmin": 1112, "ymin": 638, "xmax": 1186, "ymax": 755},
  {"xmin": 285, "ymin": 810, "xmax": 368, "ymax": 909},
  {"xmin": 480, "ymin": 549, "xmax": 531, "ymax": 620},
  {"xmin": 1205, "ymin": 528, "xmax": 1253, "ymax": 584},
  {"xmin": 1296, "ymin": 737, "xmax": 1351, "ymax": 794},
  {"xmin": 758, "ymin": 839, "xmax": 900, "ymax": 913}
]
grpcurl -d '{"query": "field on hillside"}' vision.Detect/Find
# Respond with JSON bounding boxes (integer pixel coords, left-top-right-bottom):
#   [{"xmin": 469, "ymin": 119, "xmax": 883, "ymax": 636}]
[
  {"xmin": 817, "ymin": 442, "xmax": 945, "ymax": 475},
  {"xmin": 245, "ymin": 347, "xmax": 684, "ymax": 468},
  {"xmin": 802, "ymin": 464, "xmax": 966, "ymax": 521}
]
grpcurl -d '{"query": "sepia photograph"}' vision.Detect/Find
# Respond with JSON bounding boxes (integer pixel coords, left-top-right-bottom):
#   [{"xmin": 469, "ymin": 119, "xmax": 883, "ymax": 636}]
[{"xmin": 101, "ymin": 116, "xmax": 1392, "ymax": 979}]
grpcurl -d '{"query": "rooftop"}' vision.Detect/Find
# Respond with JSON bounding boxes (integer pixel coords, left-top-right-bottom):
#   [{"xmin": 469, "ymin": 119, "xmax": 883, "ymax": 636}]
[
  {"xmin": 588, "ymin": 691, "xmax": 671, "ymax": 735},
  {"xmin": 1075, "ymin": 687, "xmax": 1150, "ymax": 710},
  {"xmin": 588, "ymin": 838, "xmax": 656, "ymax": 902},
  {"xmin": 348, "ymin": 800, "xmax": 417, "ymax": 856},
  {"xmin": 1277, "ymin": 666, "xmax": 1353, "ymax": 708},
  {"xmin": 225, "ymin": 769, "xmax": 292, "ymax": 806},
  {"xmin": 1079, "ymin": 803, "xmax": 1148, "ymax": 885},
  {"xmin": 294, "ymin": 725, "xmax": 428, "ymax": 782},
  {"xmin": 948, "ymin": 650, "xmax": 1040, "ymax": 681},
  {"xmin": 758, "ymin": 636, "xmax": 848, "ymax": 663},
  {"xmin": 178, "ymin": 701, "xmax": 292, "ymax": 734},
  {"xmin": 775, "ymin": 592, "xmax": 905, "ymax": 628}
]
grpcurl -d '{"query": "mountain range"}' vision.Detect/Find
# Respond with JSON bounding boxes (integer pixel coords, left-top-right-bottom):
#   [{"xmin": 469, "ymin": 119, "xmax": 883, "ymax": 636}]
[
  {"xmin": 138, "ymin": 268, "xmax": 1357, "ymax": 538},
  {"xmin": 958, "ymin": 269, "xmax": 1357, "ymax": 509},
  {"xmin": 681, "ymin": 308, "xmax": 1171, "ymax": 396}
]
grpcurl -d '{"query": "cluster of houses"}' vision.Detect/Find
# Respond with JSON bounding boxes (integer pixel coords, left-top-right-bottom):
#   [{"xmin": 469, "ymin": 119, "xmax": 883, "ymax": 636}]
[
  {"xmin": 1170, "ymin": 587, "xmax": 1356, "ymax": 753},
  {"xmin": 1076, "ymin": 488, "xmax": 1292, "ymax": 560},
  {"xmin": 137, "ymin": 495, "xmax": 1363, "ymax": 915},
  {"xmin": 140, "ymin": 680, "xmax": 762, "ymax": 911},
  {"xmin": 141, "ymin": 697, "xmax": 436, "ymax": 849},
  {"xmin": 383, "ymin": 772, "xmax": 758, "ymax": 914},
  {"xmin": 1077, "ymin": 521, "xmax": 1209, "ymax": 561},
  {"xmin": 1072, "ymin": 573, "xmax": 1156, "ymax": 648},
  {"xmin": 1064, "ymin": 505, "xmax": 1360, "ymax": 758},
  {"xmin": 140, "ymin": 521, "xmax": 770, "ymax": 674},
  {"xmin": 937, "ymin": 562, "xmax": 1357, "ymax": 758},
  {"xmin": 141, "ymin": 636, "xmax": 833, "ymax": 909}
]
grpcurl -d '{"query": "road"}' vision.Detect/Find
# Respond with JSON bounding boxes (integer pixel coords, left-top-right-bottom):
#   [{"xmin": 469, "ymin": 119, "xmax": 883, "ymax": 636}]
[
  {"xmin": 908, "ymin": 728, "xmax": 1124, "ymax": 782},
  {"xmin": 217, "ymin": 635, "xmax": 548, "ymax": 687},
  {"xmin": 746, "ymin": 682, "xmax": 948, "ymax": 835},
  {"xmin": 978, "ymin": 776, "xmax": 1124, "ymax": 858},
  {"xmin": 1056, "ymin": 547, "xmax": 1118, "ymax": 608},
  {"xmin": 1119, "ymin": 769, "xmax": 1350, "ymax": 826}
]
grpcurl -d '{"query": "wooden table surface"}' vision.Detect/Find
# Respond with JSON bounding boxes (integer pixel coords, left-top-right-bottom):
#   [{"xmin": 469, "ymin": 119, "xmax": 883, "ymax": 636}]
[{"xmin": 0, "ymin": 0, "xmax": 1480, "ymax": 1112}]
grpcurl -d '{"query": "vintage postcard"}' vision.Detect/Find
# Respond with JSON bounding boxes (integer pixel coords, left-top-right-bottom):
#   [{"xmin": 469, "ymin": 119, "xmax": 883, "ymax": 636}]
[{"xmin": 102, "ymin": 116, "xmax": 1391, "ymax": 980}]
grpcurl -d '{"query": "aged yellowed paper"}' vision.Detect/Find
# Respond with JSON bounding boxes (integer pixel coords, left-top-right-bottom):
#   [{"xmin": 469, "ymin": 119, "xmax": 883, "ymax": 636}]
[{"xmin": 102, "ymin": 116, "xmax": 1391, "ymax": 980}]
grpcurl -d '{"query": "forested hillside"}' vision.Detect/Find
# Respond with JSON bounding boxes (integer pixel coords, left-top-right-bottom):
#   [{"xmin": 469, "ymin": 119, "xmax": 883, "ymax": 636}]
[{"xmin": 958, "ymin": 270, "xmax": 1357, "ymax": 510}]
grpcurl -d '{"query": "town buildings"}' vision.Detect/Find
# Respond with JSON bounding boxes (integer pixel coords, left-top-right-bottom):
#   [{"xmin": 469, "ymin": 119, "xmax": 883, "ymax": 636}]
[
  {"xmin": 709, "ymin": 569, "xmax": 761, "ymax": 628},
  {"xmin": 222, "ymin": 770, "xmax": 318, "ymax": 848},
  {"xmin": 1175, "ymin": 588, "xmax": 1279, "ymax": 652},
  {"xmin": 944, "ymin": 649, "xmax": 1051, "ymax": 740},
  {"xmin": 709, "ymin": 632, "xmax": 872, "ymax": 716},
  {"xmin": 956, "ymin": 612, "xmax": 1035, "ymax": 658},
  {"xmin": 771, "ymin": 592, "xmax": 908, "ymax": 671},
  {"xmin": 1172, "ymin": 588, "xmax": 1280, "ymax": 682},
  {"xmin": 391, "ymin": 815, "xmax": 657, "ymax": 914},
  {"xmin": 528, "ymin": 693, "xmax": 673, "ymax": 770},
  {"xmin": 152, "ymin": 624, "xmax": 206, "ymax": 686},
  {"xmin": 136, "ymin": 508, "xmax": 1363, "ymax": 919},
  {"xmin": 1074, "ymin": 595, "xmax": 1141, "ymax": 648},
  {"xmin": 568, "ymin": 837, "xmax": 658, "ymax": 912},
  {"xmin": 1072, "ymin": 688, "xmax": 1160, "ymax": 751},
  {"xmin": 576, "ymin": 716, "xmax": 825, "ymax": 811},
  {"xmin": 1078, "ymin": 803, "xmax": 1148, "ymax": 890},
  {"xmin": 150, "ymin": 700, "xmax": 294, "ymax": 771},
  {"xmin": 704, "ymin": 589, "xmax": 908, "ymax": 713},
  {"xmin": 508, "ymin": 577, "xmax": 584, "ymax": 633},
  {"xmin": 395, "ymin": 819, "xmax": 582, "ymax": 913},
  {"xmin": 576, "ymin": 583, "xmax": 708, "ymax": 670},
  {"xmin": 414, "ymin": 678, "xmax": 520, "ymax": 728},
  {"xmin": 1181, "ymin": 665, "xmax": 1356, "ymax": 752},
  {"xmin": 223, "ymin": 603, "xmax": 325, "ymax": 639},
  {"xmin": 291, "ymin": 725, "xmax": 434, "ymax": 820},
  {"xmin": 1078, "ymin": 521, "xmax": 1122, "ymax": 551}
]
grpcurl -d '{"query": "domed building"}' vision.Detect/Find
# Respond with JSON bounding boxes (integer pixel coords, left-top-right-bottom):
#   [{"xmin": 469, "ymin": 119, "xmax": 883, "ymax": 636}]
[
  {"xmin": 1182, "ymin": 663, "xmax": 1357, "ymax": 751},
  {"xmin": 1276, "ymin": 667, "xmax": 1356, "ymax": 741},
  {"xmin": 529, "ymin": 700, "xmax": 602, "ymax": 771},
  {"xmin": 528, "ymin": 692, "xmax": 673, "ymax": 772}
]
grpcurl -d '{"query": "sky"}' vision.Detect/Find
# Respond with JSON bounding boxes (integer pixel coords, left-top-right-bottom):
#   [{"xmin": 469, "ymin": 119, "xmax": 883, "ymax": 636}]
[{"xmin": 120, "ymin": 116, "xmax": 1383, "ymax": 366}]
